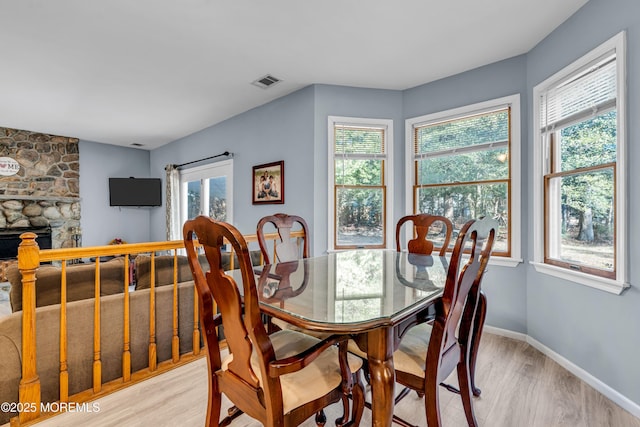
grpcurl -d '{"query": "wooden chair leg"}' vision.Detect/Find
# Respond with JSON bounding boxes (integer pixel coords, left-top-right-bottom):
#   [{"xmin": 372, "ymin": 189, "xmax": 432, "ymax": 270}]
[
  {"xmin": 425, "ymin": 373, "xmax": 442, "ymax": 427},
  {"xmin": 349, "ymin": 370, "xmax": 365, "ymax": 427},
  {"xmin": 469, "ymin": 291, "xmax": 487, "ymax": 397},
  {"xmin": 456, "ymin": 360, "xmax": 478, "ymax": 427},
  {"xmin": 219, "ymin": 405, "xmax": 243, "ymax": 426},
  {"xmin": 335, "ymin": 341, "xmax": 352, "ymax": 426},
  {"xmin": 336, "ymin": 394, "xmax": 350, "ymax": 427},
  {"xmin": 208, "ymin": 384, "xmax": 222, "ymax": 427},
  {"xmin": 315, "ymin": 409, "xmax": 327, "ymax": 426}
]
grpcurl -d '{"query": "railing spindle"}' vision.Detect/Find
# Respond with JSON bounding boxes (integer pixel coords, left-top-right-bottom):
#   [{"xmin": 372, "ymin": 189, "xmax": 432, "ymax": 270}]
[
  {"xmin": 59, "ymin": 261, "xmax": 69, "ymax": 402},
  {"xmin": 172, "ymin": 250, "xmax": 179, "ymax": 362},
  {"xmin": 122, "ymin": 255, "xmax": 131, "ymax": 382},
  {"xmin": 149, "ymin": 252, "xmax": 157, "ymax": 371},
  {"xmin": 93, "ymin": 257, "xmax": 102, "ymax": 392},
  {"xmin": 192, "ymin": 280, "xmax": 200, "ymax": 355}
]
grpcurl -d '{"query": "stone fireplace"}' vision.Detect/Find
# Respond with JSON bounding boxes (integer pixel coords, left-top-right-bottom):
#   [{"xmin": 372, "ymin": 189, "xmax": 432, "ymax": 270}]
[{"xmin": 0, "ymin": 127, "xmax": 81, "ymax": 255}]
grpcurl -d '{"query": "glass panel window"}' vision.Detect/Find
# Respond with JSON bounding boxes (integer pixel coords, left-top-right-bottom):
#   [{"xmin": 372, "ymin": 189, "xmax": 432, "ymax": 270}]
[
  {"xmin": 180, "ymin": 160, "xmax": 233, "ymax": 225},
  {"xmin": 186, "ymin": 181, "xmax": 201, "ymax": 220},
  {"xmin": 416, "ymin": 182, "xmax": 509, "ymax": 253},
  {"xmin": 546, "ymin": 168, "xmax": 614, "ymax": 272},
  {"xmin": 336, "ymin": 187, "xmax": 385, "ymax": 247},
  {"xmin": 533, "ymin": 31, "xmax": 626, "ymax": 291},
  {"xmin": 329, "ymin": 118, "xmax": 393, "ymax": 250},
  {"xmin": 409, "ymin": 101, "xmax": 517, "ymax": 258},
  {"xmin": 207, "ymin": 176, "xmax": 228, "ymax": 221},
  {"xmin": 544, "ymin": 111, "xmax": 617, "ymax": 279}
]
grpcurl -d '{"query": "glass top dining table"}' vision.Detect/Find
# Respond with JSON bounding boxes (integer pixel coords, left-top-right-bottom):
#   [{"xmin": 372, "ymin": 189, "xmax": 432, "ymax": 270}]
[
  {"xmin": 255, "ymin": 249, "xmax": 447, "ymax": 330},
  {"xmin": 251, "ymin": 249, "xmax": 451, "ymax": 427}
]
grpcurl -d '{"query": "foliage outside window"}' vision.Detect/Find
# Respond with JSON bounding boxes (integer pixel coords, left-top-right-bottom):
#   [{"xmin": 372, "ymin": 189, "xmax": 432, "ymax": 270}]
[
  {"xmin": 329, "ymin": 117, "xmax": 392, "ymax": 250},
  {"xmin": 180, "ymin": 160, "xmax": 233, "ymax": 224},
  {"xmin": 407, "ymin": 95, "xmax": 521, "ymax": 260},
  {"xmin": 533, "ymin": 32, "xmax": 627, "ymax": 292}
]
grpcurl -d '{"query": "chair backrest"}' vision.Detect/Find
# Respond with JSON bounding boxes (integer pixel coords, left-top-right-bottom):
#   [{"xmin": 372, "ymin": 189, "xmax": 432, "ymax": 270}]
[
  {"xmin": 396, "ymin": 214, "xmax": 453, "ymax": 256},
  {"xmin": 257, "ymin": 213, "xmax": 310, "ymax": 264},
  {"xmin": 429, "ymin": 216, "xmax": 497, "ymax": 382},
  {"xmin": 183, "ymin": 216, "xmax": 278, "ymax": 419}
]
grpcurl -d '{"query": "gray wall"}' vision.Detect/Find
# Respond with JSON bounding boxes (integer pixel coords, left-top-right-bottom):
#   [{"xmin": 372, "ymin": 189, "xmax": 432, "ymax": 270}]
[
  {"xmin": 149, "ymin": 86, "xmax": 315, "ymax": 242},
  {"xmin": 312, "ymin": 84, "xmax": 404, "ymax": 255},
  {"xmin": 79, "ymin": 141, "xmax": 153, "ymax": 246},
  {"xmin": 524, "ymin": 0, "xmax": 640, "ymax": 406},
  {"xmin": 402, "ymin": 56, "xmax": 529, "ymax": 335}
]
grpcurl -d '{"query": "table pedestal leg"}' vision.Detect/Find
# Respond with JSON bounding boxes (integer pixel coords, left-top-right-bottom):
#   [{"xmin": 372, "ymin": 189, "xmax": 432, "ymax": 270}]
[{"xmin": 367, "ymin": 327, "xmax": 394, "ymax": 427}]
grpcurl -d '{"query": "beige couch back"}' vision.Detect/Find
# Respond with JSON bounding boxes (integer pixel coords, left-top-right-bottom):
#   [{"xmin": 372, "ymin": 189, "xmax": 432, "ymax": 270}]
[{"xmin": 7, "ymin": 257, "xmax": 127, "ymax": 312}]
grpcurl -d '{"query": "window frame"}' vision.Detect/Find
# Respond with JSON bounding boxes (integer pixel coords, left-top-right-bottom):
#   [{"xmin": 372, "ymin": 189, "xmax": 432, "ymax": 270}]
[
  {"xmin": 405, "ymin": 94, "xmax": 522, "ymax": 267},
  {"xmin": 328, "ymin": 116, "xmax": 394, "ymax": 251},
  {"xmin": 532, "ymin": 31, "xmax": 627, "ymax": 294},
  {"xmin": 179, "ymin": 159, "xmax": 233, "ymax": 225}
]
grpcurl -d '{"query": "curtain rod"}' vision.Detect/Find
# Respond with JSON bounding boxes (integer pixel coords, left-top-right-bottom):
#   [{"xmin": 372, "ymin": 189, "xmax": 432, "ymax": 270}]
[{"xmin": 172, "ymin": 151, "xmax": 233, "ymax": 169}]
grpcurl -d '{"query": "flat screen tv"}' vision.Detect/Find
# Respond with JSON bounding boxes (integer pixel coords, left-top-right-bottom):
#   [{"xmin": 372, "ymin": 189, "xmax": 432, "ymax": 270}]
[{"xmin": 109, "ymin": 177, "xmax": 162, "ymax": 207}]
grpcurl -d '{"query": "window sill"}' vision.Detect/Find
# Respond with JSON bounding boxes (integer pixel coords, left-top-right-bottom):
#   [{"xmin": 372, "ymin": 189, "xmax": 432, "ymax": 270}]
[
  {"xmin": 489, "ymin": 257, "xmax": 522, "ymax": 268},
  {"xmin": 530, "ymin": 262, "xmax": 628, "ymax": 295}
]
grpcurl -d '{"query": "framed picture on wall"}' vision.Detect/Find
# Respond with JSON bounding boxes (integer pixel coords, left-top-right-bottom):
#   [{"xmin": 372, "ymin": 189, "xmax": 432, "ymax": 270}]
[{"xmin": 252, "ymin": 161, "xmax": 284, "ymax": 204}]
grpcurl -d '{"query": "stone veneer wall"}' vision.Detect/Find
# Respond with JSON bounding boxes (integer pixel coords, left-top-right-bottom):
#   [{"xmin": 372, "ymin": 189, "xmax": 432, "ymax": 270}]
[{"xmin": 0, "ymin": 127, "xmax": 81, "ymax": 249}]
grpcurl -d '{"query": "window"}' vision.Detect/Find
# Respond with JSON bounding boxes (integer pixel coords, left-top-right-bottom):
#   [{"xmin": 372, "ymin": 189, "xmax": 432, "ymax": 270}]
[
  {"xmin": 328, "ymin": 117, "xmax": 393, "ymax": 250},
  {"xmin": 533, "ymin": 32, "xmax": 627, "ymax": 293},
  {"xmin": 179, "ymin": 159, "xmax": 233, "ymax": 224},
  {"xmin": 406, "ymin": 95, "xmax": 521, "ymax": 265}
]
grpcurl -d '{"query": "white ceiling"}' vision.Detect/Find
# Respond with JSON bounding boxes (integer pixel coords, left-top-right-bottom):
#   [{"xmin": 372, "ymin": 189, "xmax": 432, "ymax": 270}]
[{"xmin": 0, "ymin": 0, "xmax": 588, "ymax": 150}]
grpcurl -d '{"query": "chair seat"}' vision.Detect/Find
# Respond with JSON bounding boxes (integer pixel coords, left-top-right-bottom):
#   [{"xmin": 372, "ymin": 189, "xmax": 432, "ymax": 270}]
[
  {"xmin": 270, "ymin": 317, "xmax": 332, "ymax": 339},
  {"xmin": 347, "ymin": 323, "xmax": 433, "ymax": 379},
  {"xmin": 222, "ymin": 329, "xmax": 363, "ymax": 414},
  {"xmin": 393, "ymin": 323, "xmax": 433, "ymax": 378}
]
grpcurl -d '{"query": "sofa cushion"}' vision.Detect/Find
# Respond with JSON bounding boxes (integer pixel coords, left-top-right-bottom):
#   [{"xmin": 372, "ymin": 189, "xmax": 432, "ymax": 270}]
[
  {"xmin": 134, "ymin": 255, "xmax": 193, "ymax": 290},
  {"xmin": 135, "ymin": 251, "xmax": 263, "ymax": 290},
  {"xmin": 7, "ymin": 257, "xmax": 127, "ymax": 312}
]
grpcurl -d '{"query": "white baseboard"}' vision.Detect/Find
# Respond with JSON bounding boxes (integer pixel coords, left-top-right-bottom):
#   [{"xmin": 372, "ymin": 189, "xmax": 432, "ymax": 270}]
[
  {"xmin": 484, "ymin": 326, "xmax": 640, "ymax": 419},
  {"xmin": 483, "ymin": 325, "xmax": 527, "ymax": 341}
]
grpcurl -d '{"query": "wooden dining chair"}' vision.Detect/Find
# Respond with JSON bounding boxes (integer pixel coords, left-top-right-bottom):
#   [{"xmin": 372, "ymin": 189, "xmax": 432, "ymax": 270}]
[
  {"xmin": 257, "ymin": 213, "xmax": 310, "ymax": 264},
  {"xmin": 392, "ymin": 216, "xmax": 497, "ymax": 427},
  {"xmin": 183, "ymin": 216, "xmax": 364, "ymax": 427},
  {"xmin": 257, "ymin": 213, "xmax": 317, "ymax": 335},
  {"xmin": 395, "ymin": 214, "xmax": 454, "ymax": 256}
]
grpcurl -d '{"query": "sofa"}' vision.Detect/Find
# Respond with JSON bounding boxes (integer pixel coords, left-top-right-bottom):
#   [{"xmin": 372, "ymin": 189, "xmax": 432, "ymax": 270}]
[
  {"xmin": 0, "ymin": 250, "xmax": 262, "ymax": 424},
  {"xmin": 7, "ymin": 257, "xmax": 127, "ymax": 312}
]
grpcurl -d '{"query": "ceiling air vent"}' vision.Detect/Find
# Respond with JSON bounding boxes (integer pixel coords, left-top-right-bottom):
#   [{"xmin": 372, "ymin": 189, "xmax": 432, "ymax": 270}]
[{"xmin": 252, "ymin": 74, "xmax": 282, "ymax": 89}]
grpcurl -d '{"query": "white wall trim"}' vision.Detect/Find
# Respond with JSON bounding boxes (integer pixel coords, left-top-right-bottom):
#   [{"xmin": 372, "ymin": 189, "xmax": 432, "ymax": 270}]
[
  {"xmin": 327, "ymin": 116, "xmax": 394, "ymax": 250},
  {"xmin": 485, "ymin": 326, "xmax": 640, "ymax": 419},
  {"xmin": 404, "ymin": 94, "xmax": 522, "ymax": 264},
  {"xmin": 531, "ymin": 31, "xmax": 627, "ymax": 290}
]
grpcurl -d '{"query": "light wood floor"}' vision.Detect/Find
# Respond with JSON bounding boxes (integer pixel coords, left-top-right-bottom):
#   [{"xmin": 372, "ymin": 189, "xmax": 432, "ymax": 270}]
[{"xmin": 8, "ymin": 333, "xmax": 640, "ymax": 427}]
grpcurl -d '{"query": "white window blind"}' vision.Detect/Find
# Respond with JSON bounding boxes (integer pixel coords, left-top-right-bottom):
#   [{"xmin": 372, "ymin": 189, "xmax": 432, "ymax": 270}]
[{"xmin": 540, "ymin": 53, "xmax": 616, "ymax": 131}]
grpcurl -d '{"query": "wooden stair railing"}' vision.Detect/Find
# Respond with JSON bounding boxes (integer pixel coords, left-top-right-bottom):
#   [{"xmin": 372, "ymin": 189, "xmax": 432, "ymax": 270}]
[{"xmin": 13, "ymin": 229, "xmax": 304, "ymax": 425}]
